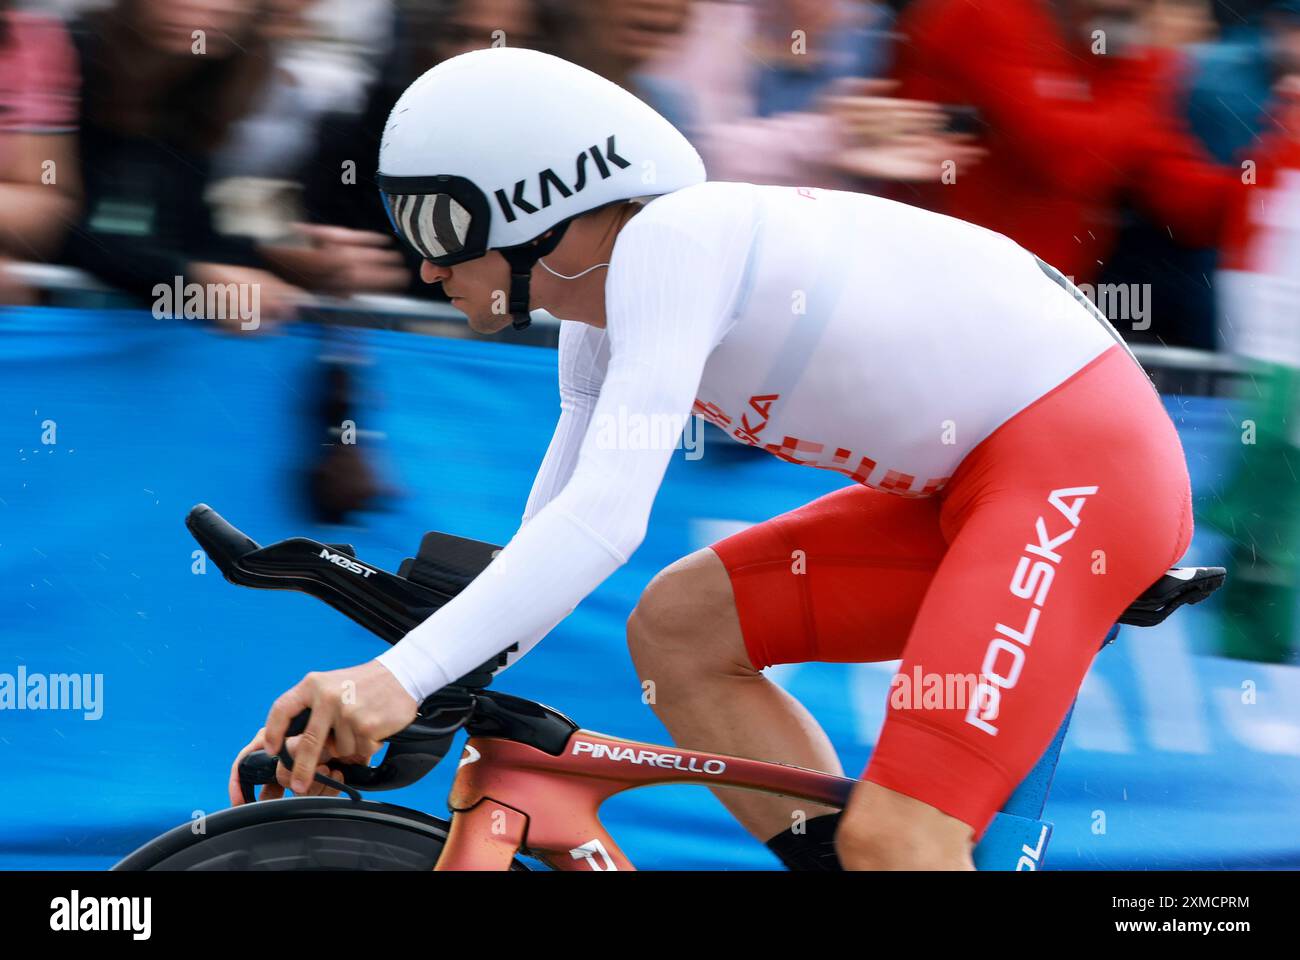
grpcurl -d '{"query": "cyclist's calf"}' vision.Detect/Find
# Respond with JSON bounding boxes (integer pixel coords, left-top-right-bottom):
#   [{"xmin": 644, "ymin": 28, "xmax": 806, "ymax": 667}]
[
  {"xmin": 626, "ymin": 549, "xmax": 846, "ymax": 846},
  {"xmin": 835, "ymin": 781, "xmax": 977, "ymax": 871}
]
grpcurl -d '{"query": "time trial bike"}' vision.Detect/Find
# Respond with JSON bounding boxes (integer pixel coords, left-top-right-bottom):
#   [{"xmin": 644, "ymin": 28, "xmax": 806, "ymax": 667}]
[{"xmin": 113, "ymin": 504, "xmax": 1224, "ymax": 871}]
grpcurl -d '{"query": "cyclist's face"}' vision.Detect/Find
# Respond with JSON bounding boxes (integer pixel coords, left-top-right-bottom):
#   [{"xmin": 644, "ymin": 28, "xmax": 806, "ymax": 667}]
[{"xmin": 420, "ymin": 253, "xmax": 516, "ymax": 335}]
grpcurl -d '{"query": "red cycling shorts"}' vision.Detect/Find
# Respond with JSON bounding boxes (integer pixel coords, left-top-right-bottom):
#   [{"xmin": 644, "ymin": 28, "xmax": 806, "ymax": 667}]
[{"xmin": 709, "ymin": 344, "xmax": 1193, "ymax": 841}]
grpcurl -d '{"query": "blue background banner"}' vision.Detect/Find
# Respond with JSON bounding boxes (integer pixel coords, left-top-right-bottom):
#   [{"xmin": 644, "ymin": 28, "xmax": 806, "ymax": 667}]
[{"xmin": 2, "ymin": 307, "xmax": 1298, "ymax": 869}]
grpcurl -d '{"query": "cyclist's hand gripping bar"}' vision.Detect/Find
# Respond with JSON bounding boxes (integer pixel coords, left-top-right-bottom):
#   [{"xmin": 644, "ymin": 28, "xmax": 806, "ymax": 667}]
[
  {"xmin": 237, "ymin": 692, "xmax": 476, "ymax": 803},
  {"xmin": 189, "ymin": 504, "xmax": 520, "ymax": 800}
]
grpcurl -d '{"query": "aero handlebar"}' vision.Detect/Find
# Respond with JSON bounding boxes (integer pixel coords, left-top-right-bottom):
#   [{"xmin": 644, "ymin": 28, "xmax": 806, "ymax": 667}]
[
  {"xmin": 187, "ymin": 504, "xmax": 260, "ymax": 577},
  {"xmin": 185, "ymin": 504, "xmax": 520, "ymax": 803}
]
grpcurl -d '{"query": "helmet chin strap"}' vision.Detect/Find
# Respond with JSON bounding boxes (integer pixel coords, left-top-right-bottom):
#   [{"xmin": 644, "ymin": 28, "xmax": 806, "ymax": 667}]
[{"xmin": 498, "ymin": 221, "xmax": 572, "ymax": 331}]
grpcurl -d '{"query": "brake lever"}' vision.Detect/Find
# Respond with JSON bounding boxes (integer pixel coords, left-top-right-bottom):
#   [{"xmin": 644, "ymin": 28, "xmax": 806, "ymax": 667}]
[
  {"xmin": 267, "ymin": 708, "xmax": 364, "ymax": 801},
  {"xmin": 236, "ymin": 750, "xmax": 281, "ymax": 805},
  {"xmin": 236, "ymin": 708, "xmax": 355, "ymax": 803},
  {"xmin": 236, "ymin": 748, "xmax": 362, "ymax": 803}
]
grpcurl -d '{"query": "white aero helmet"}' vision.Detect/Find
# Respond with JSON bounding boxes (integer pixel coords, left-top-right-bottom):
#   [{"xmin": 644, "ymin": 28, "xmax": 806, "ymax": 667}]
[{"xmin": 377, "ymin": 47, "xmax": 707, "ymax": 329}]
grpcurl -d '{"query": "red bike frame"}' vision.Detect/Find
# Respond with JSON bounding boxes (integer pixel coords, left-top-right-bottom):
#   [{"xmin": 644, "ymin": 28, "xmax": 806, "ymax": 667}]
[{"xmin": 437, "ymin": 730, "xmax": 857, "ymax": 870}]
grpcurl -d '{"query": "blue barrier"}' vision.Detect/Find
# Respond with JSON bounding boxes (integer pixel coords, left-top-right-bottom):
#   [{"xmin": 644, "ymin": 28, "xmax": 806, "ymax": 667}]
[{"xmin": 1, "ymin": 307, "xmax": 1297, "ymax": 869}]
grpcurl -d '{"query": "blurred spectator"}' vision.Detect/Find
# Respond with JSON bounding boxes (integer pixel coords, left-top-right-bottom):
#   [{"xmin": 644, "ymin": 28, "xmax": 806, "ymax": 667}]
[
  {"xmin": 889, "ymin": 0, "xmax": 1238, "ymax": 297},
  {"xmin": 219, "ymin": 0, "xmax": 410, "ymax": 297},
  {"xmin": 1094, "ymin": 0, "xmax": 1222, "ymax": 349},
  {"xmin": 294, "ymin": 0, "xmax": 560, "ymax": 523},
  {"xmin": 1200, "ymin": 72, "xmax": 1300, "ymax": 665},
  {"xmin": 1146, "ymin": 0, "xmax": 1219, "ymax": 46},
  {"xmin": 208, "ymin": 0, "xmax": 396, "ymax": 241},
  {"xmin": 1159, "ymin": 0, "xmax": 1300, "ymax": 345},
  {"xmin": 59, "ymin": 0, "xmax": 302, "ymax": 327},
  {"xmin": 299, "ymin": 0, "xmax": 557, "ymax": 297},
  {"xmin": 646, "ymin": 1, "xmax": 978, "ymax": 188},
  {"xmin": 556, "ymin": 0, "xmax": 698, "ymax": 131},
  {"xmin": 747, "ymin": 0, "xmax": 894, "ymax": 115},
  {"xmin": 0, "ymin": 0, "xmax": 81, "ymax": 302},
  {"xmin": 434, "ymin": 0, "xmax": 548, "ymax": 57},
  {"xmin": 1093, "ymin": 1, "xmax": 1300, "ymax": 350},
  {"xmin": 212, "ymin": 0, "xmax": 363, "ymax": 183},
  {"xmin": 1186, "ymin": 4, "xmax": 1298, "ymax": 160}
]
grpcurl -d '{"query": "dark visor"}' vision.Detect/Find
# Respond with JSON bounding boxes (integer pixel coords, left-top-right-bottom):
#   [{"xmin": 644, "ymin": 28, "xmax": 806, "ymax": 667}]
[{"xmin": 376, "ymin": 173, "xmax": 492, "ymax": 267}]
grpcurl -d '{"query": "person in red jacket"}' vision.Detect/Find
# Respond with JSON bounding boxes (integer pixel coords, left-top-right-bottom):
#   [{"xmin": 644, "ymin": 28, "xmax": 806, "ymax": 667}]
[{"xmin": 891, "ymin": 0, "xmax": 1236, "ymax": 285}]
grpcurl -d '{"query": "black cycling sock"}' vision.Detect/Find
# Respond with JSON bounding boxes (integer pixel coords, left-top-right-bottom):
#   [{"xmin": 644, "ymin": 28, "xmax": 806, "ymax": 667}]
[{"xmin": 764, "ymin": 812, "xmax": 844, "ymax": 871}]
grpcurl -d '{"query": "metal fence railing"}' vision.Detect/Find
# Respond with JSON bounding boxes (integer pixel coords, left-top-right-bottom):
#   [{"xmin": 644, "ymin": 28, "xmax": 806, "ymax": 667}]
[
  {"xmin": 3, "ymin": 261, "xmax": 1251, "ymax": 388},
  {"xmin": 2, "ymin": 261, "xmax": 564, "ymax": 347}
]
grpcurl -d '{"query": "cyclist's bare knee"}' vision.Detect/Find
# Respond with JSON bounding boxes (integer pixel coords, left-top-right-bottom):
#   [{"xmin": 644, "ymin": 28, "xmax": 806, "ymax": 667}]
[
  {"xmin": 627, "ymin": 548, "xmax": 754, "ymax": 682},
  {"xmin": 836, "ymin": 781, "xmax": 976, "ymax": 871}
]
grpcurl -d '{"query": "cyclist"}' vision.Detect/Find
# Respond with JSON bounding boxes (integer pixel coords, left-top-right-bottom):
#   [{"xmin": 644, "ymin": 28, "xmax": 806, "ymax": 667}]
[{"xmin": 258, "ymin": 47, "xmax": 1195, "ymax": 871}]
